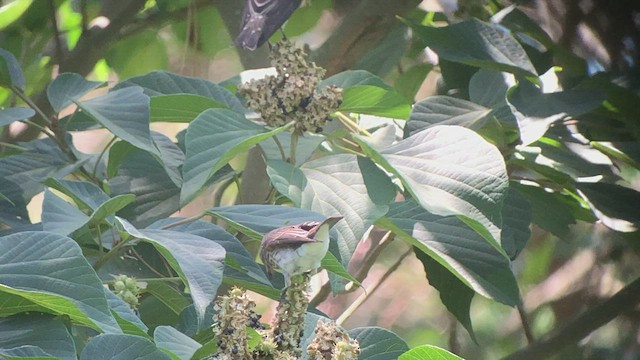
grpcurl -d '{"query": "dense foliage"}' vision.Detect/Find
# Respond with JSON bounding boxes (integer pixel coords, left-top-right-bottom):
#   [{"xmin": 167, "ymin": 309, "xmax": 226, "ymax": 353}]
[{"xmin": 0, "ymin": 1, "xmax": 639, "ymax": 359}]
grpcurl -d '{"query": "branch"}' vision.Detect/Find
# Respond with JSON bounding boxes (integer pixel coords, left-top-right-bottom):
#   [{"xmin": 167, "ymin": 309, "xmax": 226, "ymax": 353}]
[{"xmin": 502, "ymin": 276, "xmax": 640, "ymax": 360}]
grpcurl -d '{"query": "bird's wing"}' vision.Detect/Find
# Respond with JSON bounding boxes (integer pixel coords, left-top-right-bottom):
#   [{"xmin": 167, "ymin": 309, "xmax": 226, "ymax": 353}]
[{"xmin": 236, "ymin": 0, "xmax": 302, "ymax": 50}]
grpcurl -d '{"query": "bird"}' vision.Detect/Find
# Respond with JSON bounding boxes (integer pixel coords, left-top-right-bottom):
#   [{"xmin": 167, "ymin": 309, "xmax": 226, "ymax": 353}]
[
  {"xmin": 235, "ymin": 0, "xmax": 303, "ymax": 51},
  {"xmin": 260, "ymin": 216, "xmax": 343, "ymax": 287}
]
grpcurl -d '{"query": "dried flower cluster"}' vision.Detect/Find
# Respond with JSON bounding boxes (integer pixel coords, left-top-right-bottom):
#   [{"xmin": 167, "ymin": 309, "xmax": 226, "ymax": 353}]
[
  {"xmin": 238, "ymin": 40, "xmax": 342, "ymax": 134},
  {"xmin": 307, "ymin": 320, "xmax": 360, "ymax": 360},
  {"xmin": 111, "ymin": 274, "xmax": 140, "ymax": 309},
  {"xmin": 211, "ymin": 287, "xmax": 257, "ymax": 359}
]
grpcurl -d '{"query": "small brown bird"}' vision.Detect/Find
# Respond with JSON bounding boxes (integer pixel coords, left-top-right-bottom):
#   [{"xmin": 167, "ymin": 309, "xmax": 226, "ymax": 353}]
[
  {"xmin": 236, "ymin": 0, "xmax": 303, "ymax": 50},
  {"xmin": 260, "ymin": 216, "xmax": 343, "ymax": 287}
]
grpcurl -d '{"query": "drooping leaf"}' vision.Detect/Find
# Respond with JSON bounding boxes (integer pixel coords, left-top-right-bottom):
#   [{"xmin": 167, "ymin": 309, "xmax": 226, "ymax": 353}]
[
  {"xmin": 320, "ymin": 70, "xmax": 393, "ymax": 90},
  {"xmin": 355, "ymin": 125, "xmax": 509, "ymax": 251},
  {"xmin": 80, "ymin": 334, "xmax": 172, "ymax": 360},
  {"xmin": 398, "ymin": 345, "xmax": 463, "ymax": 360},
  {"xmin": 411, "ymin": 18, "xmax": 537, "ymax": 78},
  {"xmin": 469, "ymin": 69, "xmax": 515, "ymax": 107},
  {"xmin": 0, "ymin": 231, "xmax": 120, "ymax": 333},
  {"xmin": 181, "ymin": 108, "xmax": 292, "ymax": 204},
  {"xmin": 414, "ymin": 249, "xmax": 476, "ymax": 342},
  {"xmin": 512, "ymin": 182, "xmax": 578, "ymax": 238},
  {"xmin": 266, "ymin": 155, "xmax": 389, "ymax": 261},
  {"xmin": 321, "ymin": 251, "xmax": 360, "ymax": 286},
  {"xmin": 0, "ymin": 107, "xmax": 35, "ymax": 126},
  {"xmin": 43, "ymin": 178, "xmax": 110, "ymax": 211},
  {"xmin": 152, "ymin": 132, "xmax": 185, "ymax": 188},
  {"xmin": 41, "ymin": 189, "xmax": 89, "ymax": 236},
  {"xmin": 349, "ymin": 327, "xmax": 409, "ymax": 360},
  {"xmin": 577, "ymin": 182, "xmax": 640, "ymax": 232},
  {"xmin": 154, "ymin": 326, "xmax": 202, "ymax": 360},
  {"xmin": 74, "ymin": 86, "xmax": 158, "ymax": 155},
  {"xmin": 114, "ymin": 70, "xmax": 244, "ymax": 113},
  {"xmin": 0, "ymin": 314, "xmax": 76, "ymax": 360},
  {"xmin": 404, "ymin": 96, "xmax": 492, "ymax": 137},
  {"xmin": 117, "ymin": 218, "xmax": 226, "ymax": 324},
  {"xmin": 380, "ymin": 200, "xmax": 520, "ymax": 306},
  {"xmin": 395, "ymin": 64, "xmax": 433, "ymax": 102},
  {"xmin": 104, "ymin": 289, "xmax": 149, "ymax": 337},
  {"xmin": 47, "ymin": 73, "xmax": 105, "ymax": 112}
]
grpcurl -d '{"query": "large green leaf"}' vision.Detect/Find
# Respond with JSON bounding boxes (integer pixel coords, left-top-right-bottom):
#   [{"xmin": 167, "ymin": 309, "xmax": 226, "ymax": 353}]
[
  {"xmin": 355, "ymin": 125, "xmax": 509, "ymax": 251},
  {"xmin": 339, "ymin": 85, "xmax": 411, "ymax": 119},
  {"xmin": 380, "ymin": 200, "xmax": 520, "ymax": 306},
  {"xmin": 320, "ymin": 70, "xmax": 393, "ymax": 90},
  {"xmin": 43, "ymin": 178, "xmax": 110, "ymax": 211},
  {"xmin": 267, "ymin": 155, "xmax": 389, "ymax": 261},
  {"xmin": 181, "ymin": 108, "xmax": 292, "ymax": 204},
  {"xmin": 117, "ymin": 219, "xmax": 226, "ymax": 324},
  {"xmin": 404, "ymin": 96, "xmax": 491, "ymax": 137},
  {"xmin": 0, "ymin": 48, "xmax": 25, "ymax": 89},
  {"xmin": 154, "ymin": 326, "xmax": 202, "ymax": 360},
  {"xmin": 114, "ymin": 70, "xmax": 244, "ymax": 113},
  {"xmin": 512, "ymin": 182, "xmax": 577, "ymax": 238},
  {"xmin": 151, "ymin": 132, "xmax": 185, "ymax": 188},
  {"xmin": 349, "ymin": 327, "xmax": 409, "ymax": 360},
  {"xmin": 0, "ymin": 231, "xmax": 120, "ymax": 333},
  {"xmin": 74, "ymin": 87, "xmax": 158, "ymax": 155},
  {"xmin": 398, "ymin": 345, "xmax": 463, "ymax": 360},
  {"xmin": 47, "ymin": 73, "xmax": 105, "ymax": 113},
  {"xmin": 501, "ymin": 188, "xmax": 532, "ymax": 260},
  {"xmin": 411, "ymin": 18, "xmax": 537, "ymax": 78},
  {"xmin": 150, "ymin": 94, "xmax": 225, "ymax": 123},
  {"xmin": 104, "ymin": 289, "xmax": 149, "ymax": 337},
  {"xmin": 0, "ymin": 345, "xmax": 56, "ymax": 359},
  {"xmin": 41, "ymin": 189, "xmax": 89, "ymax": 236},
  {"xmin": 0, "ymin": 107, "xmax": 35, "ymax": 126},
  {"xmin": 0, "ymin": 315, "xmax": 76, "ymax": 360},
  {"xmin": 469, "ymin": 69, "xmax": 515, "ymax": 107},
  {"xmin": 80, "ymin": 334, "xmax": 172, "ymax": 360}
]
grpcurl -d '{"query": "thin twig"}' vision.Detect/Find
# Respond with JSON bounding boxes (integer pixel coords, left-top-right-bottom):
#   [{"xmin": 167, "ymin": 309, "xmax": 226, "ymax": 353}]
[
  {"xmin": 336, "ymin": 247, "xmax": 412, "ymax": 326},
  {"xmin": 92, "ymin": 136, "xmax": 117, "ymax": 179},
  {"xmin": 48, "ymin": 0, "xmax": 65, "ymax": 65},
  {"xmin": 80, "ymin": 0, "xmax": 88, "ymax": 32},
  {"xmin": 272, "ymin": 135, "xmax": 287, "ymax": 162},
  {"xmin": 130, "ymin": 247, "xmax": 169, "ymax": 278},
  {"xmin": 290, "ymin": 132, "xmax": 299, "ymax": 165},
  {"xmin": 517, "ymin": 302, "xmax": 535, "ymax": 344},
  {"xmin": 159, "ymin": 212, "xmax": 208, "ymax": 230},
  {"xmin": 11, "ymin": 86, "xmax": 52, "ymax": 127}
]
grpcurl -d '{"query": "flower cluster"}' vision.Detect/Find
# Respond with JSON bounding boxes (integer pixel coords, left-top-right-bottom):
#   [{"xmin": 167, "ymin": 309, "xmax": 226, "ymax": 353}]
[
  {"xmin": 238, "ymin": 40, "xmax": 342, "ymax": 134},
  {"xmin": 307, "ymin": 320, "xmax": 360, "ymax": 360},
  {"xmin": 211, "ymin": 287, "xmax": 257, "ymax": 359},
  {"xmin": 271, "ymin": 273, "xmax": 311, "ymax": 355},
  {"xmin": 111, "ymin": 274, "xmax": 140, "ymax": 309}
]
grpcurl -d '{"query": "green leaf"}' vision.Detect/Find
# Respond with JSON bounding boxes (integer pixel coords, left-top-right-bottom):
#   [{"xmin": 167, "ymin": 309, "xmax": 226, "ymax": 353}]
[
  {"xmin": 512, "ymin": 182, "xmax": 577, "ymax": 238},
  {"xmin": 42, "ymin": 178, "xmax": 110, "ymax": 211},
  {"xmin": 355, "ymin": 125, "xmax": 509, "ymax": 251},
  {"xmin": 340, "ymin": 85, "xmax": 411, "ymax": 119},
  {"xmin": 260, "ymin": 131, "xmax": 325, "ymax": 166},
  {"xmin": 144, "ymin": 282, "xmax": 191, "ymax": 318},
  {"xmin": 414, "ymin": 249, "xmax": 476, "ymax": 342},
  {"xmin": 0, "ymin": 107, "xmax": 35, "ymax": 126},
  {"xmin": 0, "ymin": 314, "xmax": 76, "ymax": 360},
  {"xmin": 88, "ymin": 194, "xmax": 136, "ymax": 225},
  {"xmin": 109, "ymin": 145, "xmax": 181, "ymax": 228},
  {"xmin": 181, "ymin": 109, "xmax": 292, "ymax": 204},
  {"xmin": 399, "ymin": 345, "xmax": 463, "ymax": 360},
  {"xmin": 47, "ymin": 73, "xmax": 105, "ymax": 113},
  {"xmin": 41, "ymin": 189, "xmax": 89, "ymax": 236},
  {"xmin": 148, "ymin": 219, "xmax": 271, "ymax": 286},
  {"xmin": 74, "ymin": 87, "xmax": 158, "ymax": 155},
  {"xmin": 0, "ymin": 48, "xmax": 25, "ymax": 89},
  {"xmin": 507, "ymin": 84, "xmax": 604, "ymax": 145},
  {"xmin": 0, "ymin": 345, "xmax": 56, "ymax": 359},
  {"xmin": 321, "ymin": 252, "xmax": 360, "ymax": 286},
  {"xmin": 320, "ymin": 70, "xmax": 393, "ymax": 90},
  {"xmin": 0, "ymin": 231, "xmax": 120, "ymax": 333},
  {"xmin": 411, "ymin": 18, "xmax": 537, "ymax": 78},
  {"xmin": 501, "ymin": 188, "xmax": 532, "ymax": 260},
  {"xmin": 154, "ymin": 326, "xmax": 202, "ymax": 360},
  {"xmin": 150, "ymin": 94, "xmax": 226, "ymax": 123},
  {"xmin": 152, "ymin": 132, "xmax": 185, "ymax": 188},
  {"xmin": 114, "ymin": 70, "xmax": 244, "ymax": 113},
  {"xmin": 207, "ymin": 205, "xmax": 324, "ymax": 237},
  {"xmin": 380, "ymin": 200, "xmax": 520, "ymax": 306},
  {"xmin": 104, "ymin": 289, "xmax": 149, "ymax": 337},
  {"xmin": 80, "ymin": 334, "xmax": 172, "ymax": 360},
  {"xmin": 395, "ymin": 64, "xmax": 432, "ymax": 102},
  {"xmin": 469, "ymin": 69, "xmax": 515, "ymax": 107},
  {"xmin": 349, "ymin": 327, "xmax": 409, "ymax": 360},
  {"xmin": 404, "ymin": 96, "xmax": 492, "ymax": 137},
  {"xmin": 0, "ymin": 1, "xmax": 34, "ymax": 31},
  {"xmin": 117, "ymin": 219, "xmax": 226, "ymax": 324},
  {"xmin": 266, "ymin": 155, "xmax": 389, "ymax": 262},
  {"xmin": 577, "ymin": 182, "xmax": 640, "ymax": 232}
]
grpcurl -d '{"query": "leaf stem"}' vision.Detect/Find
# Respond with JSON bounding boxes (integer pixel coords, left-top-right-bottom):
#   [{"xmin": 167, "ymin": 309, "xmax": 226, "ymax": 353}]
[
  {"xmin": 289, "ymin": 131, "xmax": 299, "ymax": 164},
  {"xmin": 335, "ymin": 112, "xmax": 371, "ymax": 136},
  {"xmin": 103, "ymin": 277, "xmax": 182, "ymax": 285},
  {"xmin": 272, "ymin": 134, "xmax": 287, "ymax": 162},
  {"xmin": 159, "ymin": 212, "xmax": 207, "ymax": 230},
  {"xmin": 93, "ymin": 235, "xmax": 131, "ymax": 270},
  {"xmin": 92, "ymin": 136, "xmax": 117, "ymax": 179}
]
